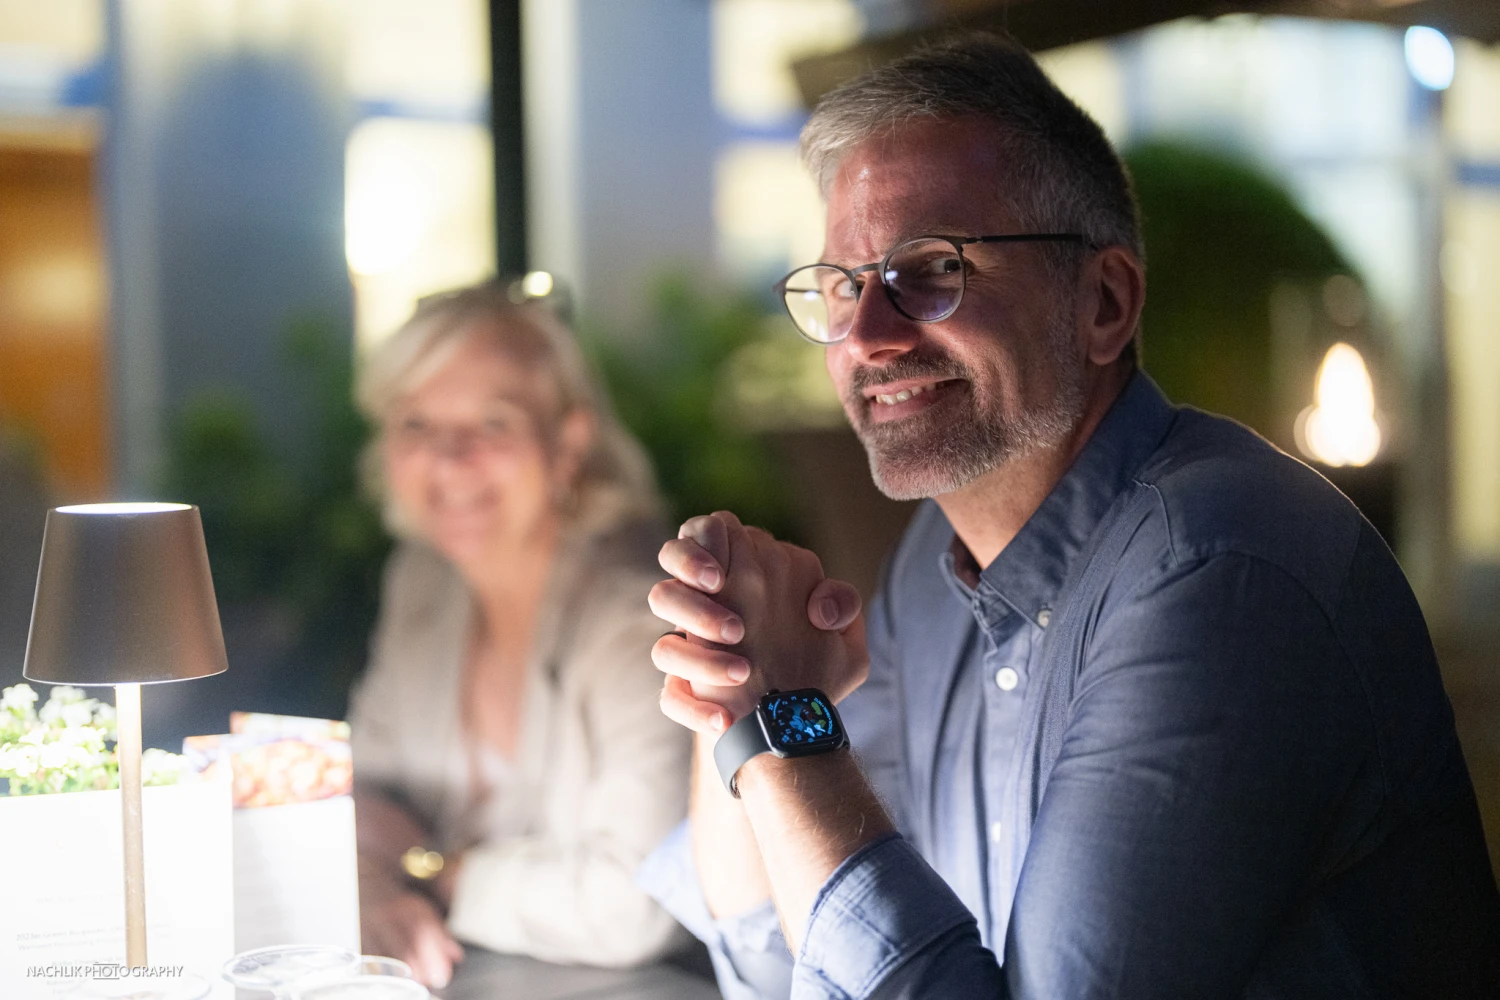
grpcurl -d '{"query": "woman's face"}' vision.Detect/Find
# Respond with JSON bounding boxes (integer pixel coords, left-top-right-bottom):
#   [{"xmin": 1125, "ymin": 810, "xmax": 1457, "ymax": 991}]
[{"xmin": 382, "ymin": 330, "xmax": 585, "ymax": 569}]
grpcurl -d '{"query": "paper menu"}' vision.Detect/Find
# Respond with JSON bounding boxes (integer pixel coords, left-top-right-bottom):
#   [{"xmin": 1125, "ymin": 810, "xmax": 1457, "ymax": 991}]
[
  {"xmin": 184, "ymin": 715, "xmax": 352, "ymax": 809},
  {"xmin": 183, "ymin": 714, "xmax": 360, "ymax": 954},
  {"xmin": 0, "ymin": 776, "xmax": 236, "ymax": 999}
]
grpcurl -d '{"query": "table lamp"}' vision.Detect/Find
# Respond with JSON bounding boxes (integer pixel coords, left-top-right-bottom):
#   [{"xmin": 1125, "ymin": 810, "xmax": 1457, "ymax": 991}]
[{"xmin": 24, "ymin": 502, "xmax": 228, "ymax": 969}]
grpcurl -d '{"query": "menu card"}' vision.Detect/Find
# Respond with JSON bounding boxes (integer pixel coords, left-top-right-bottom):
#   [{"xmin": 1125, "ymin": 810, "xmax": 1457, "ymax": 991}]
[
  {"xmin": 183, "ymin": 713, "xmax": 360, "ymax": 954},
  {"xmin": 0, "ymin": 774, "xmax": 236, "ymax": 999}
]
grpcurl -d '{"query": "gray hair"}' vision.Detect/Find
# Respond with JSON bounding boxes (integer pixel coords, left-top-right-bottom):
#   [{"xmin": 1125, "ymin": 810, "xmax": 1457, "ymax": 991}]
[
  {"xmin": 357, "ymin": 284, "xmax": 662, "ymax": 537},
  {"xmin": 801, "ymin": 33, "xmax": 1143, "ymax": 348}
]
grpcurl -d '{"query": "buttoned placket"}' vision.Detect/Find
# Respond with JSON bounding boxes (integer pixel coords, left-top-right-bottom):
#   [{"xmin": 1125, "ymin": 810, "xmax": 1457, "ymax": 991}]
[{"xmin": 969, "ymin": 580, "xmax": 1036, "ymax": 944}]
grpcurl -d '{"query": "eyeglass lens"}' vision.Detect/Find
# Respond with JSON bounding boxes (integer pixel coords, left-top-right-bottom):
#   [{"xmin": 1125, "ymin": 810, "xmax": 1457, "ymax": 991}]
[{"xmin": 780, "ymin": 238, "xmax": 965, "ymax": 343}]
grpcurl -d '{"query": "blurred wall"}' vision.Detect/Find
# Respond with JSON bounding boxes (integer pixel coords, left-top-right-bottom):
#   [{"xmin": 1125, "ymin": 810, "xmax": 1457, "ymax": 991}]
[
  {"xmin": 525, "ymin": 0, "xmax": 718, "ymax": 326},
  {"xmin": 105, "ymin": 0, "xmax": 353, "ymax": 493}
]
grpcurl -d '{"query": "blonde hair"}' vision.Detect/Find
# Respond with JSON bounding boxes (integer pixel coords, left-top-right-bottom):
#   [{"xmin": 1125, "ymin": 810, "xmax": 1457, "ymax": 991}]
[{"xmin": 357, "ymin": 283, "xmax": 662, "ymax": 537}]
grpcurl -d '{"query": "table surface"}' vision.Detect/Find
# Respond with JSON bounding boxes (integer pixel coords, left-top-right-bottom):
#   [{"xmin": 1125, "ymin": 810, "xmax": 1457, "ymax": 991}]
[{"xmin": 435, "ymin": 947, "xmax": 723, "ymax": 1000}]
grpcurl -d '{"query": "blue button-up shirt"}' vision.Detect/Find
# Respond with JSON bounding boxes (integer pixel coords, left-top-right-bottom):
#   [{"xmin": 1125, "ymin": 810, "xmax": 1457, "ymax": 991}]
[{"xmin": 640, "ymin": 373, "xmax": 1500, "ymax": 998}]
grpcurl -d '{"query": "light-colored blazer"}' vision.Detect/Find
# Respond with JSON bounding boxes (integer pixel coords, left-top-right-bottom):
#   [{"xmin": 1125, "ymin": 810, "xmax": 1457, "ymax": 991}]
[{"xmin": 348, "ymin": 524, "xmax": 690, "ymax": 967}]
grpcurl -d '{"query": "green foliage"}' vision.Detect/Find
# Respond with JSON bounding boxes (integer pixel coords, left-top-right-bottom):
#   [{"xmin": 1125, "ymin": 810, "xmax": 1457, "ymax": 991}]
[
  {"xmin": 161, "ymin": 318, "xmax": 389, "ymax": 710},
  {"xmin": 1126, "ymin": 140, "xmax": 1354, "ymax": 436},
  {"xmin": 583, "ymin": 276, "xmax": 800, "ymax": 541}
]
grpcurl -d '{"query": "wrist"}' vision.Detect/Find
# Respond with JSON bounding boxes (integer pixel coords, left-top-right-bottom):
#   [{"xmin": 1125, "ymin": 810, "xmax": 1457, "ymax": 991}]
[
  {"xmin": 735, "ymin": 742, "xmax": 851, "ymax": 794},
  {"xmin": 713, "ymin": 688, "xmax": 847, "ymax": 797}
]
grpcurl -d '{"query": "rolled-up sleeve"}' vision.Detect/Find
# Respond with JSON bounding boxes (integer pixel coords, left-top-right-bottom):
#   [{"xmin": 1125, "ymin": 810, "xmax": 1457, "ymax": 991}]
[{"xmin": 793, "ymin": 834, "xmax": 1002, "ymax": 999}]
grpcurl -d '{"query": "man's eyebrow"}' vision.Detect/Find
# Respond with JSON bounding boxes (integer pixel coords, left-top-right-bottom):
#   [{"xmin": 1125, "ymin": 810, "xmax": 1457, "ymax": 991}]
[{"xmin": 823, "ymin": 224, "xmax": 992, "ymax": 266}]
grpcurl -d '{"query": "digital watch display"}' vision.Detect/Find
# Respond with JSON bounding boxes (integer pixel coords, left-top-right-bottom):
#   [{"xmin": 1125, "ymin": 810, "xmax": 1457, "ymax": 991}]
[{"xmin": 713, "ymin": 688, "xmax": 848, "ymax": 797}]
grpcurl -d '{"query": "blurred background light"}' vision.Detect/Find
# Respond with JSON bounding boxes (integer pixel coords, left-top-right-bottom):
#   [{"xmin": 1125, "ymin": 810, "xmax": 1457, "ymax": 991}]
[
  {"xmin": 1297, "ymin": 342, "xmax": 1382, "ymax": 467},
  {"xmin": 344, "ymin": 117, "xmax": 495, "ymax": 350},
  {"xmin": 520, "ymin": 270, "xmax": 553, "ymax": 298},
  {"xmin": 1405, "ymin": 26, "xmax": 1455, "ymax": 90}
]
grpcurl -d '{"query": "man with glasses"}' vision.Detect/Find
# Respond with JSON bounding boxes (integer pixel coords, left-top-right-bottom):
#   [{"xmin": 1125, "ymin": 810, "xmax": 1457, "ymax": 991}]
[{"xmin": 638, "ymin": 33, "xmax": 1500, "ymax": 999}]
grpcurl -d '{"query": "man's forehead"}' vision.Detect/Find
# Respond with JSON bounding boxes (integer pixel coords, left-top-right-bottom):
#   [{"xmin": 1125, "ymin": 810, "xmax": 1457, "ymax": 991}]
[{"xmin": 821, "ymin": 119, "xmax": 1017, "ymax": 261}]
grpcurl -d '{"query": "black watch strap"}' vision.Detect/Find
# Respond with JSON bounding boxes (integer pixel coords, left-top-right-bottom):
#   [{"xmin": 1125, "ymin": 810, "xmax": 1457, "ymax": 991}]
[{"xmin": 713, "ymin": 710, "xmax": 770, "ymax": 798}]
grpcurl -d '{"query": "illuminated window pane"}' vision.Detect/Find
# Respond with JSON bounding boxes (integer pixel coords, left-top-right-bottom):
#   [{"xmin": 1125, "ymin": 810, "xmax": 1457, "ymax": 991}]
[{"xmin": 345, "ymin": 118, "xmax": 496, "ymax": 350}]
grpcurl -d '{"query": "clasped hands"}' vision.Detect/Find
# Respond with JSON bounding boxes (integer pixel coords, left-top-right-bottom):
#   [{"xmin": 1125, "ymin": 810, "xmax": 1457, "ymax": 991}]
[{"xmin": 649, "ymin": 511, "xmax": 869, "ymax": 734}]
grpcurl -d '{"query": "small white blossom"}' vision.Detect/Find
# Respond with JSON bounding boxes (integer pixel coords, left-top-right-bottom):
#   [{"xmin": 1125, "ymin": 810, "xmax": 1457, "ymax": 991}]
[
  {"xmin": 37, "ymin": 742, "xmax": 70, "ymax": 771},
  {"xmin": 0, "ymin": 744, "xmax": 39, "ymax": 778},
  {"xmin": 141, "ymin": 749, "xmax": 186, "ymax": 786},
  {"xmin": 60, "ymin": 701, "xmax": 97, "ymax": 728},
  {"xmin": 0, "ymin": 684, "xmax": 38, "ymax": 718}
]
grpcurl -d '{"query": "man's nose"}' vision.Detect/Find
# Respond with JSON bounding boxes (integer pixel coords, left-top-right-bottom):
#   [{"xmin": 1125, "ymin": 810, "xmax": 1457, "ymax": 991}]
[{"xmin": 838, "ymin": 278, "xmax": 921, "ymax": 366}]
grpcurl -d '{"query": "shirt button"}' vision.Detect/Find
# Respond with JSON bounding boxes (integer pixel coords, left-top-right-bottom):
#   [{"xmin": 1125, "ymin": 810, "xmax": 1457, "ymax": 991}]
[
  {"xmin": 1037, "ymin": 608, "xmax": 1051, "ymax": 628},
  {"xmin": 995, "ymin": 667, "xmax": 1019, "ymax": 691},
  {"xmin": 990, "ymin": 820, "xmax": 1004, "ymax": 843}
]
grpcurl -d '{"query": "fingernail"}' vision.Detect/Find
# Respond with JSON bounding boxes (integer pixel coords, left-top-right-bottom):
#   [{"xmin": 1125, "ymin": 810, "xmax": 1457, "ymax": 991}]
[
  {"xmin": 720, "ymin": 618, "xmax": 744, "ymax": 644},
  {"xmin": 711, "ymin": 712, "xmax": 726, "ymax": 731},
  {"xmin": 728, "ymin": 663, "xmax": 750, "ymax": 683},
  {"xmin": 699, "ymin": 565, "xmax": 721, "ymax": 590},
  {"xmin": 819, "ymin": 597, "xmax": 840, "ymax": 627}
]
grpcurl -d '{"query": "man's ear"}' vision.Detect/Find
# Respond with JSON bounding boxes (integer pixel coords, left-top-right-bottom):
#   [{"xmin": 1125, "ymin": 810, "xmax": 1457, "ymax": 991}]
[{"xmin": 1077, "ymin": 246, "xmax": 1145, "ymax": 366}]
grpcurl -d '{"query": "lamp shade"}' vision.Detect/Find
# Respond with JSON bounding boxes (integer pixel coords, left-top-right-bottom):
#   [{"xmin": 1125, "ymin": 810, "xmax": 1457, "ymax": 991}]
[{"xmin": 24, "ymin": 503, "xmax": 228, "ymax": 685}]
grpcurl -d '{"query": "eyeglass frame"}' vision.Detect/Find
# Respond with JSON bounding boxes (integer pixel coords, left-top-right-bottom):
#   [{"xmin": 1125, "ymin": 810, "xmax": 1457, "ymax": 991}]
[{"xmin": 772, "ymin": 233, "xmax": 1090, "ymax": 344}]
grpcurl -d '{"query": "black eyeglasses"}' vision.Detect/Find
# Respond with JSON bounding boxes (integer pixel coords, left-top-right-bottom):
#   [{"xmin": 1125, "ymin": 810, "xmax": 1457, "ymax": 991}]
[{"xmin": 773, "ymin": 233, "xmax": 1086, "ymax": 344}]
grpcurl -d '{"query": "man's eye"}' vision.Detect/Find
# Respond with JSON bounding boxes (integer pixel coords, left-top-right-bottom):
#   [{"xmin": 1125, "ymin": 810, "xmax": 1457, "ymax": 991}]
[
  {"xmin": 917, "ymin": 256, "xmax": 962, "ymax": 277},
  {"xmin": 825, "ymin": 277, "xmax": 856, "ymax": 300}
]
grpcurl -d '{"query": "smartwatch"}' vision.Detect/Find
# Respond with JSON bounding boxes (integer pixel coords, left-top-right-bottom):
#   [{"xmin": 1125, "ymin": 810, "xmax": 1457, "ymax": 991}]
[{"xmin": 713, "ymin": 688, "xmax": 848, "ymax": 797}]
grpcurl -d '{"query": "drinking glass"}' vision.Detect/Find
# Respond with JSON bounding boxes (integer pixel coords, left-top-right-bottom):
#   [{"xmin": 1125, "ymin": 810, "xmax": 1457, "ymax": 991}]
[
  {"xmin": 221, "ymin": 945, "xmax": 360, "ymax": 998},
  {"xmin": 293, "ymin": 978, "xmax": 429, "ymax": 1000}
]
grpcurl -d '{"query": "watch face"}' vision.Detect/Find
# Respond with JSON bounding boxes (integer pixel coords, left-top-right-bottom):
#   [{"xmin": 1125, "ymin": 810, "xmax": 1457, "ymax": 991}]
[{"xmin": 760, "ymin": 690, "xmax": 843, "ymax": 755}]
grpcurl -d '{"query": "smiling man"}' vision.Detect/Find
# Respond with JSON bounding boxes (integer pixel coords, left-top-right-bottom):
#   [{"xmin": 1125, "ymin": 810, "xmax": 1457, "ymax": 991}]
[{"xmin": 637, "ymin": 33, "xmax": 1500, "ymax": 999}]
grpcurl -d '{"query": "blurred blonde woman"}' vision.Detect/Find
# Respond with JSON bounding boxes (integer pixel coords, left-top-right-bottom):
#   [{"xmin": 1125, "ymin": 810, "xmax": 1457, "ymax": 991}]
[{"xmin": 347, "ymin": 285, "xmax": 689, "ymax": 986}]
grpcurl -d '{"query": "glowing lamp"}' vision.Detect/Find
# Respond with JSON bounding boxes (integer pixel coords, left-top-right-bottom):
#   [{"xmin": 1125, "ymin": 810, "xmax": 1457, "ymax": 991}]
[
  {"xmin": 24, "ymin": 503, "xmax": 227, "ymax": 968},
  {"xmin": 1296, "ymin": 343, "xmax": 1382, "ymax": 468}
]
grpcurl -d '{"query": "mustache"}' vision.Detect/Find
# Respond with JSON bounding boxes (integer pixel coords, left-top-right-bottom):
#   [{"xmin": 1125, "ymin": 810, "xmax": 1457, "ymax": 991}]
[{"xmin": 845, "ymin": 348, "xmax": 971, "ymax": 396}]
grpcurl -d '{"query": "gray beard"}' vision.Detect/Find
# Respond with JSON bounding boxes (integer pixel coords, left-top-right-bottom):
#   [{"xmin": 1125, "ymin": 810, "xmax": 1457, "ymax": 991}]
[{"xmin": 846, "ymin": 314, "xmax": 1087, "ymax": 502}]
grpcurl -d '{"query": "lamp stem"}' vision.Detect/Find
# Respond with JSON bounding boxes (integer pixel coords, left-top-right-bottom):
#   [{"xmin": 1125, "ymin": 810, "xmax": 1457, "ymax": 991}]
[{"xmin": 116, "ymin": 682, "xmax": 147, "ymax": 968}]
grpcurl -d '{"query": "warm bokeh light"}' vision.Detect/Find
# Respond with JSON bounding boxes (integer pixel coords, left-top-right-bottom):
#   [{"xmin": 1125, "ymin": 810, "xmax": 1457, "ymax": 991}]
[
  {"xmin": 344, "ymin": 117, "xmax": 496, "ymax": 349},
  {"xmin": 1297, "ymin": 343, "xmax": 1382, "ymax": 467},
  {"xmin": 520, "ymin": 270, "xmax": 554, "ymax": 298}
]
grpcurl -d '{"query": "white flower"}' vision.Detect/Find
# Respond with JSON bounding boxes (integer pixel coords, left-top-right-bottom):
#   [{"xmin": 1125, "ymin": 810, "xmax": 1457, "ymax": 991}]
[
  {"xmin": 0, "ymin": 684, "xmax": 38, "ymax": 718},
  {"xmin": 37, "ymin": 742, "xmax": 70, "ymax": 771},
  {"xmin": 141, "ymin": 749, "xmax": 186, "ymax": 786},
  {"xmin": 60, "ymin": 701, "xmax": 97, "ymax": 729},
  {"xmin": 0, "ymin": 744, "xmax": 39, "ymax": 778},
  {"xmin": 57, "ymin": 725, "xmax": 106, "ymax": 752}
]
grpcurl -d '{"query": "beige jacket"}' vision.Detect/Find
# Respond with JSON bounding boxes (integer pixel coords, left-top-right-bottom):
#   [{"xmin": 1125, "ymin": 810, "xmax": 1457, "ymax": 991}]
[{"xmin": 347, "ymin": 525, "xmax": 690, "ymax": 966}]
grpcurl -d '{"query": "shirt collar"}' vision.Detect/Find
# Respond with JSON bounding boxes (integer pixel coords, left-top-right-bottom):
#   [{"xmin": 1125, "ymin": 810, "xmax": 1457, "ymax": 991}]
[{"xmin": 941, "ymin": 370, "xmax": 1177, "ymax": 631}]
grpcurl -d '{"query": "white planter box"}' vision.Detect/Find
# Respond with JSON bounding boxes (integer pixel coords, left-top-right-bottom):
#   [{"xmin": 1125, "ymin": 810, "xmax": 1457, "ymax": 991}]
[{"xmin": 0, "ymin": 778, "xmax": 236, "ymax": 999}]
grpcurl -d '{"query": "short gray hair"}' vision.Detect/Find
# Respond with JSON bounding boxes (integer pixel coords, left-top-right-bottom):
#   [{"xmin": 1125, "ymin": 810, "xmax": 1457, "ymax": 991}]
[
  {"xmin": 357, "ymin": 284, "xmax": 662, "ymax": 538},
  {"xmin": 801, "ymin": 33, "xmax": 1143, "ymax": 283}
]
